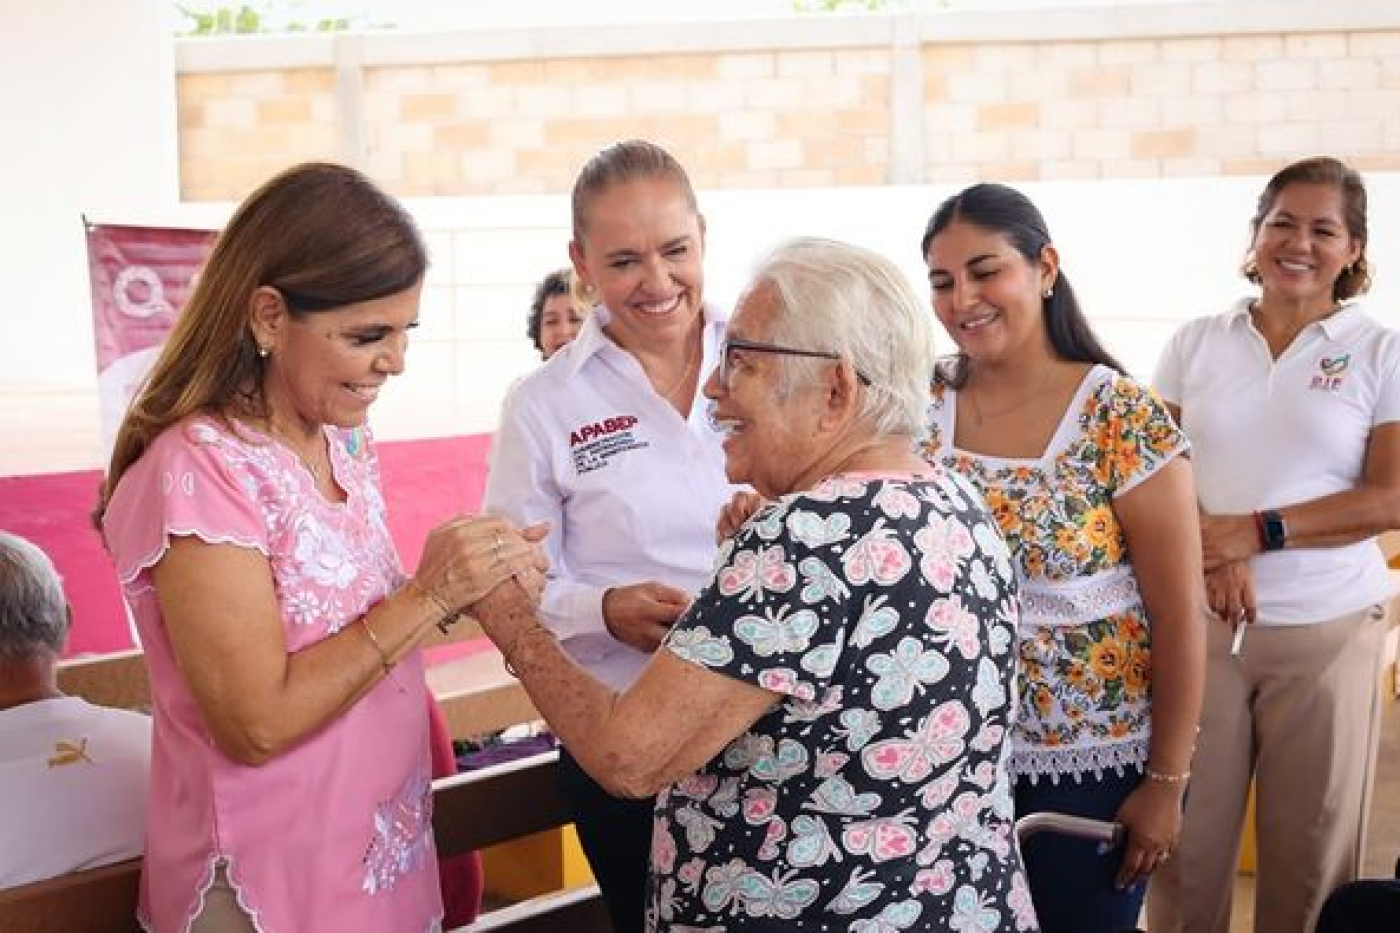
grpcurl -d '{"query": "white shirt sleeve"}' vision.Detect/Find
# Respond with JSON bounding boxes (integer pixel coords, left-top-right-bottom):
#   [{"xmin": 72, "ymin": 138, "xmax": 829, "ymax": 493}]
[
  {"xmin": 483, "ymin": 382, "xmax": 608, "ymax": 641},
  {"xmin": 1371, "ymin": 326, "xmax": 1400, "ymax": 428},
  {"xmin": 1152, "ymin": 320, "xmax": 1189, "ymax": 407}
]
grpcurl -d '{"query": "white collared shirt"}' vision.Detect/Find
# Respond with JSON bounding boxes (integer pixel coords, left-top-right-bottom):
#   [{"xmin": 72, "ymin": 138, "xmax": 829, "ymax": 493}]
[
  {"xmin": 1154, "ymin": 297, "xmax": 1400, "ymax": 623},
  {"xmin": 483, "ymin": 303, "xmax": 741, "ymax": 689}
]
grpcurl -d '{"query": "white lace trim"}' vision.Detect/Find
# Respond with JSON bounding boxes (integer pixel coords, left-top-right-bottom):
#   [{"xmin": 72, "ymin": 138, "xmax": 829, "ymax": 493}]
[
  {"xmin": 1019, "ymin": 565, "xmax": 1140, "ymax": 628},
  {"xmin": 1010, "ymin": 736, "xmax": 1150, "ymax": 785},
  {"xmin": 167, "ymin": 855, "xmax": 269, "ymax": 933}
]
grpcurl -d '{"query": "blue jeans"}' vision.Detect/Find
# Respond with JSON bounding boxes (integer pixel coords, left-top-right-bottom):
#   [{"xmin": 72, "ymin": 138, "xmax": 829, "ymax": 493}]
[{"xmin": 1016, "ymin": 768, "xmax": 1145, "ymax": 933}]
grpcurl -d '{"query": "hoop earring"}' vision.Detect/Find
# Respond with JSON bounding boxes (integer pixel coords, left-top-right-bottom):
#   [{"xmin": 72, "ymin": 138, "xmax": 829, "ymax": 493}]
[{"xmin": 1242, "ymin": 250, "xmax": 1260, "ymax": 283}]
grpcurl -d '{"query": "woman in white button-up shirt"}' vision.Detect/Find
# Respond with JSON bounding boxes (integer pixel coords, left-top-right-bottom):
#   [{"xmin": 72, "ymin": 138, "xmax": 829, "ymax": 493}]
[{"xmin": 483, "ymin": 140, "xmax": 739, "ymax": 933}]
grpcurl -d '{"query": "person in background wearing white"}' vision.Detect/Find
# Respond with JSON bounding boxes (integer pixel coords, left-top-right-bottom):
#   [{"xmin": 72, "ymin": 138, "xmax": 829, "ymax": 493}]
[
  {"xmin": 0, "ymin": 531, "xmax": 151, "ymax": 890},
  {"xmin": 1148, "ymin": 156, "xmax": 1400, "ymax": 933},
  {"xmin": 483, "ymin": 139, "xmax": 739, "ymax": 933}
]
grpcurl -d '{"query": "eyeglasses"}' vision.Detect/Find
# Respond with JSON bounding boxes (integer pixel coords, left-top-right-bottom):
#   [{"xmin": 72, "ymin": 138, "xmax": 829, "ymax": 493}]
[{"xmin": 717, "ymin": 337, "xmax": 870, "ymax": 389}]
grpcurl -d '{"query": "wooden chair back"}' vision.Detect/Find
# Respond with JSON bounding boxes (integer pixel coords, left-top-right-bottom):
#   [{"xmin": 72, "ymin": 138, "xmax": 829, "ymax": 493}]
[{"xmin": 0, "ymin": 749, "xmax": 606, "ymax": 933}]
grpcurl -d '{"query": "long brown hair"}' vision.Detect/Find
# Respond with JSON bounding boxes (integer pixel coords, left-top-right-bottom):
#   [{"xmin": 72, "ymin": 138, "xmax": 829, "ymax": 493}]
[
  {"xmin": 97, "ymin": 162, "xmax": 426, "ymax": 522},
  {"xmin": 922, "ymin": 182, "xmax": 1124, "ymax": 389}
]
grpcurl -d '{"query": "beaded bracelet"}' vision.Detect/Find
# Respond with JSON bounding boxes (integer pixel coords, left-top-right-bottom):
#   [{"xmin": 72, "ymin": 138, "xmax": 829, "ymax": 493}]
[
  {"xmin": 360, "ymin": 617, "xmax": 394, "ymax": 677},
  {"xmin": 1145, "ymin": 767, "xmax": 1191, "ymax": 784}
]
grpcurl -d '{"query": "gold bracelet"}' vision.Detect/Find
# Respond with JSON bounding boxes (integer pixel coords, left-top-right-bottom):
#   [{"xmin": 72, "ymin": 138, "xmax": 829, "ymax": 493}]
[
  {"xmin": 406, "ymin": 579, "xmax": 457, "ymax": 634},
  {"xmin": 360, "ymin": 617, "xmax": 394, "ymax": 677},
  {"xmin": 1144, "ymin": 766, "xmax": 1191, "ymax": 784}
]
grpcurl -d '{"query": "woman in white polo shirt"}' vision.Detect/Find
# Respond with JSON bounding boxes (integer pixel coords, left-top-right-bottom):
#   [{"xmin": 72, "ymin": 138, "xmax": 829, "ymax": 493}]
[
  {"xmin": 1149, "ymin": 156, "xmax": 1400, "ymax": 933},
  {"xmin": 483, "ymin": 139, "xmax": 737, "ymax": 933}
]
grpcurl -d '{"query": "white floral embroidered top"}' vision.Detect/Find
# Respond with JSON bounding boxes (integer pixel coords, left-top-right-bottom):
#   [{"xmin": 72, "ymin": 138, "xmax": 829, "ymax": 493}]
[
  {"xmin": 103, "ymin": 416, "xmax": 443, "ymax": 932},
  {"xmin": 924, "ymin": 366, "xmax": 1189, "ymax": 783}
]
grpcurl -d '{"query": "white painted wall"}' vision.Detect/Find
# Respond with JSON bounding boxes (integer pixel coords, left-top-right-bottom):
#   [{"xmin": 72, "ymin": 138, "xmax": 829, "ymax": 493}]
[
  {"xmin": 0, "ymin": 0, "xmax": 181, "ymax": 389},
  {"xmin": 2, "ymin": 2, "xmax": 1397, "ymax": 475},
  {"xmin": 2, "ymin": 174, "xmax": 1397, "ymax": 476}
]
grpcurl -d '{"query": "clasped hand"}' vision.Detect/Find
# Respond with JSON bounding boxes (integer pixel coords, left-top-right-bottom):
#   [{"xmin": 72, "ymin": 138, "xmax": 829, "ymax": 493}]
[
  {"xmin": 411, "ymin": 515, "xmax": 549, "ymax": 620},
  {"xmin": 1199, "ymin": 512, "xmax": 1258, "ymax": 571}
]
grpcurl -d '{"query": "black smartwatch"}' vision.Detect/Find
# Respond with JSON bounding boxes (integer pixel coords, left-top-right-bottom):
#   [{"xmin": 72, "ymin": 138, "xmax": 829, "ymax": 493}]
[{"xmin": 1257, "ymin": 509, "xmax": 1287, "ymax": 552}]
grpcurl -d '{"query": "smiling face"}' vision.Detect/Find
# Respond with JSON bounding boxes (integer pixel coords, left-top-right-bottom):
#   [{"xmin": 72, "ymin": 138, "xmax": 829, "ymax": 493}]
[
  {"xmin": 253, "ymin": 282, "xmax": 422, "ymax": 433},
  {"xmin": 538, "ymin": 293, "xmax": 585, "ymax": 359},
  {"xmin": 703, "ymin": 283, "xmax": 830, "ymax": 499},
  {"xmin": 1251, "ymin": 181, "xmax": 1362, "ymax": 309},
  {"xmin": 924, "ymin": 218, "xmax": 1057, "ymax": 367},
  {"xmin": 569, "ymin": 176, "xmax": 706, "ymax": 352}
]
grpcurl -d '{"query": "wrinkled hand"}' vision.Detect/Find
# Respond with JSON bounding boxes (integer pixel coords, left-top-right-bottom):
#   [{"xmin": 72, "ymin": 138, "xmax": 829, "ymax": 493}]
[
  {"xmin": 1201, "ymin": 512, "xmax": 1259, "ymax": 571},
  {"xmin": 716, "ymin": 491, "xmax": 766, "ymax": 543},
  {"xmin": 471, "ymin": 572, "xmax": 541, "ymax": 644},
  {"xmin": 1113, "ymin": 779, "xmax": 1184, "ymax": 891},
  {"xmin": 1205, "ymin": 560, "xmax": 1256, "ymax": 625},
  {"xmin": 413, "ymin": 515, "xmax": 548, "ymax": 615},
  {"xmin": 602, "ymin": 581, "xmax": 691, "ymax": 653}
]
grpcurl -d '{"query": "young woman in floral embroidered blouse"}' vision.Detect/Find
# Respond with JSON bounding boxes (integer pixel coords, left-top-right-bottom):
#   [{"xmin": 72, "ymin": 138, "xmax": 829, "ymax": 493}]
[{"xmin": 919, "ymin": 183, "xmax": 1206, "ymax": 933}]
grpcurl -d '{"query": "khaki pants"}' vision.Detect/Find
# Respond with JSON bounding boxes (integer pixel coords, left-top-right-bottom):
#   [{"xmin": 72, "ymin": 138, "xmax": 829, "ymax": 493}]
[{"xmin": 1147, "ymin": 603, "xmax": 1392, "ymax": 933}]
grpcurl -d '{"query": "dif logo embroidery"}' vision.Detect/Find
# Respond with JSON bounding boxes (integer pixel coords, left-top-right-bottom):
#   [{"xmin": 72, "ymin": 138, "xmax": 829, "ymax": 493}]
[
  {"xmin": 570, "ymin": 414, "xmax": 648, "ymax": 475},
  {"xmin": 1309, "ymin": 354, "xmax": 1350, "ymax": 391}
]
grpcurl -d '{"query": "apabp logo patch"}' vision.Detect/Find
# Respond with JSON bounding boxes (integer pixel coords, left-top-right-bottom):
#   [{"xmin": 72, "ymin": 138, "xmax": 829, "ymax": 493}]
[{"xmin": 570, "ymin": 414, "xmax": 648, "ymax": 474}]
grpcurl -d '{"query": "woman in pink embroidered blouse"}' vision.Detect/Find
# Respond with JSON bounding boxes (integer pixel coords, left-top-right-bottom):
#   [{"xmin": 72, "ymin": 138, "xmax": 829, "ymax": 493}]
[
  {"xmin": 96, "ymin": 163, "xmax": 544, "ymax": 933},
  {"xmin": 919, "ymin": 183, "xmax": 1205, "ymax": 933}
]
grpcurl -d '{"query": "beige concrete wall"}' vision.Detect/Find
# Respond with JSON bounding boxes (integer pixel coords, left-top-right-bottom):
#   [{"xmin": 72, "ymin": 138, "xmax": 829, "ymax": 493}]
[{"xmin": 175, "ymin": 1, "xmax": 1400, "ymax": 201}]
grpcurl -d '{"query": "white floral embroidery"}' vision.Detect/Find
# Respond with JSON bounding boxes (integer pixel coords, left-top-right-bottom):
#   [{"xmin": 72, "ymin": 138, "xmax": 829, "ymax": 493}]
[{"xmin": 362, "ymin": 767, "xmax": 433, "ymax": 895}]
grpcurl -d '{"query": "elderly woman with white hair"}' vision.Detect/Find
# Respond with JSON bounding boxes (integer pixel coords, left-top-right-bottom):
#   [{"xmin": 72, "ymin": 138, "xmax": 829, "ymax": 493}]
[{"xmin": 472, "ymin": 238, "xmax": 1037, "ymax": 931}]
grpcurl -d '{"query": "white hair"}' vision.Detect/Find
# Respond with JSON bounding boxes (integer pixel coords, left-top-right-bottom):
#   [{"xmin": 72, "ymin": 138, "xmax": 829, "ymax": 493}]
[
  {"xmin": 0, "ymin": 532, "xmax": 69, "ymax": 660},
  {"xmin": 750, "ymin": 237, "xmax": 934, "ymax": 438}
]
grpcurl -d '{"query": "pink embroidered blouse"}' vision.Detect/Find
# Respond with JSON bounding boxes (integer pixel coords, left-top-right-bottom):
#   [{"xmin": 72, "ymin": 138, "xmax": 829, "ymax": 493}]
[{"xmin": 103, "ymin": 416, "xmax": 442, "ymax": 933}]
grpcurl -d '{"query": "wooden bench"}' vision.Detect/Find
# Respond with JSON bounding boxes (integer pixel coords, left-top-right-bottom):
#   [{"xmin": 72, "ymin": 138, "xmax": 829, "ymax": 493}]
[
  {"xmin": 57, "ymin": 639, "xmax": 542, "ymax": 742},
  {"xmin": 0, "ymin": 751, "xmax": 608, "ymax": 933}
]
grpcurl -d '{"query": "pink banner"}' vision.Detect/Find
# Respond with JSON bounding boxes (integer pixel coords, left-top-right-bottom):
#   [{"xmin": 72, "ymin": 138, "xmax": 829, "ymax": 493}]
[
  {"xmin": 0, "ymin": 435, "xmax": 495, "ymax": 657},
  {"xmin": 85, "ymin": 223, "xmax": 215, "ymax": 457}
]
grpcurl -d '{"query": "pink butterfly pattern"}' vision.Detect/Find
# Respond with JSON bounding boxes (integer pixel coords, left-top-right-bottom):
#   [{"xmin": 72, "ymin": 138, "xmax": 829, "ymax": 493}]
[
  {"xmin": 654, "ymin": 475, "xmax": 1029, "ymax": 928},
  {"xmin": 717, "ymin": 545, "xmax": 798, "ymax": 602}
]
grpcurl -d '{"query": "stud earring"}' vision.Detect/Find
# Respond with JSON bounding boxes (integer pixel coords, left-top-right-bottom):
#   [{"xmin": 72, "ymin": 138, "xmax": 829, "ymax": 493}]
[
  {"xmin": 258, "ymin": 345, "xmax": 270, "ymax": 358},
  {"xmin": 1043, "ymin": 286, "xmax": 1054, "ymax": 299}
]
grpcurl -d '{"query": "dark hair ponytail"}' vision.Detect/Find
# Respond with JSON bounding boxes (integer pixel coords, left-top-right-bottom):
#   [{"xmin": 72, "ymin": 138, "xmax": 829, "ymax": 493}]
[{"xmin": 922, "ymin": 182, "xmax": 1124, "ymax": 388}]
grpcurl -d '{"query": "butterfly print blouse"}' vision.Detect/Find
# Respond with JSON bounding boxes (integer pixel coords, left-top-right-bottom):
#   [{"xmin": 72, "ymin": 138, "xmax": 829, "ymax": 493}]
[{"xmin": 652, "ymin": 471, "xmax": 1038, "ymax": 932}]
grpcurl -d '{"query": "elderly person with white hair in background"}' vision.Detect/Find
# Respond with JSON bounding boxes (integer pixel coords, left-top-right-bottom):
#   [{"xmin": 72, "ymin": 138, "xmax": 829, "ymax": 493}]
[
  {"xmin": 0, "ymin": 531, "xmax": 151, "ymax": 889},
  {"xmin": 473, "ymin": 238, "xmax": 1038, "ymax": 931}
]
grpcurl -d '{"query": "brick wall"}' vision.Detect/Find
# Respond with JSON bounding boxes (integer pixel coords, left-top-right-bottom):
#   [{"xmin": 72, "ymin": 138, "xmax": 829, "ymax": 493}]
[{"xmin": 175, "ymin": 2, "xmax": 1400, "ymax": 200}]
